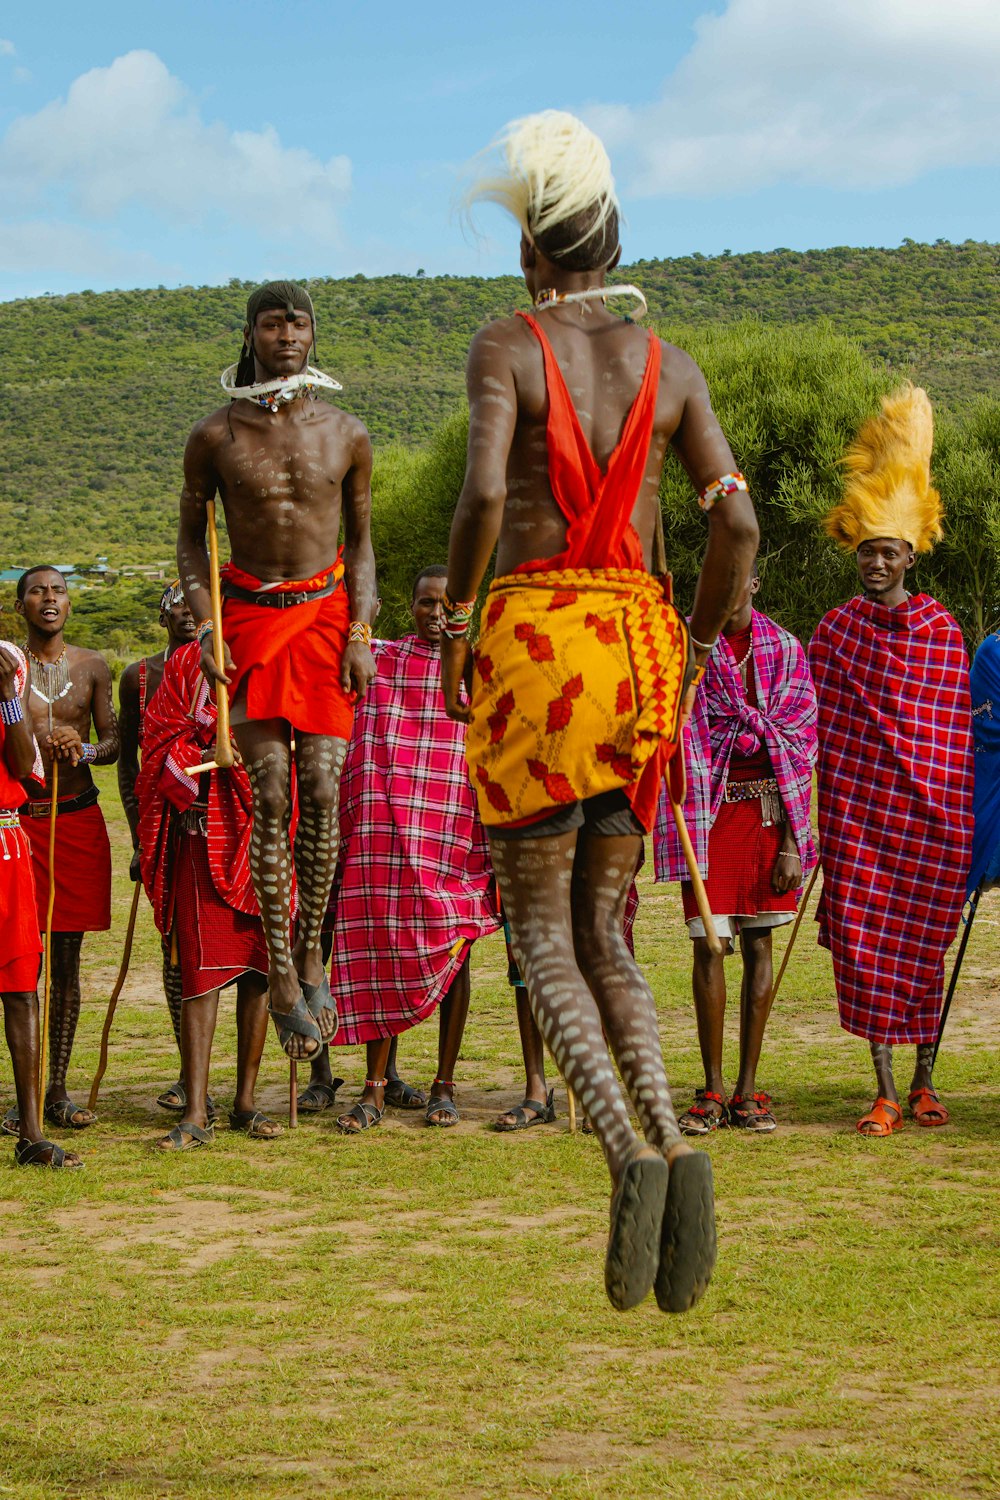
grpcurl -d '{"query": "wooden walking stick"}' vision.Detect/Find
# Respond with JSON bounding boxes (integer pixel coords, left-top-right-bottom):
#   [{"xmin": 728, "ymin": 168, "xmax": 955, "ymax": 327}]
[
  {"xmin": 932, "ymin": 881, "xmax": 983, "ymax": 1068},
  {"xmin": 670, "ymin": 798, "xmax": 723, "ymax": 956},
  {"xmin": 88, "ymin": 879, "xmax": 143, "ymax": 1110},
  {"xmin": 769, "ymin": 860, "xmax": 821, "ymax": 1006},
  {"xmin": 288, "ymin": 1061, "xmax": 298, "ymax": 1129},
  {"xmin": 566, "ymin": 1086, "xmax": 577, "ymax": 1134},
  {"xmin": 37, "ymin": 760, "xmax": 58, "ymax": 1110},
  {"xmin": 185, "ymin": 497, "xmax": 234, "ymax": 777}
]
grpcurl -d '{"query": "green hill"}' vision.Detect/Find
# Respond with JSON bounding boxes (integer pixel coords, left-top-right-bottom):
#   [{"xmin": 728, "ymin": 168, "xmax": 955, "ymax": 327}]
[{"xmin": 1, "ymin": 239, "xmax": 998, "ymax": 576}]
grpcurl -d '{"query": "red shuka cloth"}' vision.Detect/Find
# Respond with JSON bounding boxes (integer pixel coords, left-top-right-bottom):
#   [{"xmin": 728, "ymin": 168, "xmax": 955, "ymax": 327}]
[
  {"xmin": 328, "ymin": 636, "xmax": 500, "ymax": 1044},
  {"xmin": 503, "ymin": 312, "xmax": 676, "ymax": 829},
  {"xmin": 136, "ymin": 642, "xmax": 263, "ymax": 936},
  {"xmin": 220, "ymin": 558, "xmax": 355, "ymax": 738},
  {"xmin": 172, "ymin": 826, "xmax": 268, "ymax": 1000},
  {"xmin": 23, "ymin": 798, "xmax": 111, "ymax": 934},
  {"xmin": 809, "ymin": 593, "xmax": 974, "ymax": 1044}
]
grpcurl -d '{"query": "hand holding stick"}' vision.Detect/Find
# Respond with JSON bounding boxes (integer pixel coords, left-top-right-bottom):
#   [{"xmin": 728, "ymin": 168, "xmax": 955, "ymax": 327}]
[
  {"xmin": 769, "ymin": 861, "xmax": 820, "ymax": 1006},
  {"xmin": 186, "ymin": 497, "xmax": 234, "ymax": 776}
]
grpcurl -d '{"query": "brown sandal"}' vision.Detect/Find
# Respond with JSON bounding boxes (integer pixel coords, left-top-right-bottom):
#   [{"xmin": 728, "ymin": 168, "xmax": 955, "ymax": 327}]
[{"xmin": 678, "ymin": 1089, "xmax": 728, "ymax": 1136}]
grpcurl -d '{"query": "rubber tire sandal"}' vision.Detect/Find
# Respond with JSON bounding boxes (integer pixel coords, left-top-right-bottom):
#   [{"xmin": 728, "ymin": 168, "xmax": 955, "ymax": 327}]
[
  {"xmin": 655, "ymin": 1150, "xmax": 718, "ymax": 1314},
  {"xmin": 296, "ymin": 1078, "xmax": 345, "ymax": 1114},
  {"xmin": 728, "ymin": 1091, "xmax": 777, "ymax": 1133},
  {"xmin": 44, "ymin": 1099, "xmax": 96, "ymax": 1130},
  {"xmin": 269, "ymin": 995, "xmax": 324, "ymax": 1059},
  {"xmin": 158, "ymin": 1120, "xmax": 214, "ymax": 1151},
  {"xmin": 156, "ymin": 1082, "xmax": 217, "ymax": 1119},
  {"xmin": 908, "ymin": 1087, "xmax": 949, "ymax": 1127},
  {"xmin": 425, "ymin": 1095, "xmax": 459, "ymax": 1128},
  {"xmin": 337, "ymin": 1101, "xmax": 384, "ymax": 1134},
  {"xmin": 494, "ymin": 1087, "xmax": 555, "ymax": 1132},
  {"xmin": 300, "ymin": 975, "xmax": 338, "ymax": 1041},
  {"xmin": 605, "ymin": 1145, "xmax": 670, "ymax": 1311},
  {"xmin": 2, "ymin": 1106, "xmax": 20, "ymax": 1138},
  {"xmin": 678, "ymin": 1089, "xmax": 728, "ymax": 1136},
  {"xmin": 856, "ymin": 1097, "xmax": 904, "ymax": 1137},
  {"xmin": 229, "ymin": 1109, "xmax": 282, "ymax": 1139},
  {"xmin": 383, "ymin": 1078, "xmax": 427, "ymax": 1110},
  {"xmin": 14, "ymin": 1137, "xmax": 83, "ymax": 1169}
]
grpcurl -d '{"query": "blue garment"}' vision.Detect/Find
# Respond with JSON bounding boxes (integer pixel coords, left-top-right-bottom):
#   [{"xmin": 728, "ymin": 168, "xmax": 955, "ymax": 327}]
[{"xmin": 967, "ymin": 633, "xmax": 1000, "ymax": 894}]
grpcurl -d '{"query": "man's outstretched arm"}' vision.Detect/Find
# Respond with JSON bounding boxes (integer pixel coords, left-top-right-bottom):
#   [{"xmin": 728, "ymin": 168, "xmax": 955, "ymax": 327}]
[
  {"xmin": 670, "ymin": 351, "xmax": 759, "ymax": 656},
  {"xmin": 340, "ymin": 425, "xmax": 377, "ymax": 700},
  {"xmin": 442, "ymin": 331, "xmax": 519, "ymax": 721}
]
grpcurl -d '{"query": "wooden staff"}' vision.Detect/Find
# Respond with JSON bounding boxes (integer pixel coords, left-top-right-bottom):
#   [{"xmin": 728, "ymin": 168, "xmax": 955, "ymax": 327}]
[
  {"xmin": 185, "ymin": 498, "xmax": 234, "ymax": 776},
  {"xmin": 288, "ymin": 1061, "xmax": 298, "ymax": 1129},
  {"xmin": 88, "ymin": 879, "xmax": 143, "ymax": 1110},
  {"xmin": 566, "ymin": 1085, "xmax": 577, "ymax": 1134},
  {"xmin": 769, "ymin": 861, "xmax": 820, "ymax": 1006},
  {"xmin": 37, "ymin": 761, "xmax": 58, "ymax": 1109},
  {"xmin": 932, "ymin": 881, "xmax": 983, "ymax": 1068},
  {"xmin": 670, "ymin": 797, "xmax": 722, "ymax": 956}
]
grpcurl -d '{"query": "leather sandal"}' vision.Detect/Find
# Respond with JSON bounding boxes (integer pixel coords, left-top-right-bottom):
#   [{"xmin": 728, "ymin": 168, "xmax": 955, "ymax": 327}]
[
  {"xmin": 908, "ymin": 1086, "xmax": 949, "ymax": 1127},
  {"xmin": 856, "ymin": 1097, "xmax": 903, "ymax": 1136}
]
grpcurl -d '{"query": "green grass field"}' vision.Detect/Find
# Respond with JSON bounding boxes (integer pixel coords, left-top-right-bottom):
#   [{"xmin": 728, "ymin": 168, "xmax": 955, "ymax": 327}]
[{"xmin": 0, "ymin": 770, "xmax": 997, "ymax": 1499}]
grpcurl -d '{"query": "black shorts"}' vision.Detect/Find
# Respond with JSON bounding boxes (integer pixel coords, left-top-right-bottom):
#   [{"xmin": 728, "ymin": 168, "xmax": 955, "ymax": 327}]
[{"xmin": 489, "ymin": 788, "xmax": 643, "ymax": 842}]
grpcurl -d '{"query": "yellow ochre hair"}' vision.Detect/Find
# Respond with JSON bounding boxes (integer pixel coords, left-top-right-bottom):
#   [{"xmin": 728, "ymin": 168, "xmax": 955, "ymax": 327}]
[{"xmin": 824, "ymin": 384, "xmax": 943, "ymax": 554}]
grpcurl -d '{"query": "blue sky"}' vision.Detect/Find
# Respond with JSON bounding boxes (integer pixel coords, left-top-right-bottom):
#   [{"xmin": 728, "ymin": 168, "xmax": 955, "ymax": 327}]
[{"xmin": 1, "ymin": 0, "xmax": 998, "ymax": 299}]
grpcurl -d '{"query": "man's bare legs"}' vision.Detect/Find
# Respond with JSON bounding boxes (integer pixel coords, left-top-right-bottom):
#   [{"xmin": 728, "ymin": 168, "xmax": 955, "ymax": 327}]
[
  {"xmin": 3, "ymin": 990, "xmax": 80, "ymax": 1165},
  {"xmin": 426, "ymin": 955, "xmax": 471, "ymax": 1126},
  {"xmin": 158, "ymin": 972, "xmax": 276, "ymax": 1147},
  {"xmin": 337, "ymin": 1037, "xmax": 391, "ymax": 1133},
  {"xmin": 291, "ymin": 733, "xmax": 347, "ymax": 1033},
  {"xmin": 156, "ymin": 934, "xmax": 190, "ymax": 1109},
  {"xmin": 862, "ymin": 1040, "xmax": 944, "ymax": 1132},
  {"xmin": 686, "ymin": 938, "xmax": 729, "ymax": 1128},
  {"xmin": 45, "ymin": 932, "xmax": 96, "ymax": 1127},
  {"xmin": 494, "ymin": 989, "xmax": 550, "ymax": 1129},
  {"xmin": 492, "ymin": 828, "xmax": 714, "ymax": 1311}
]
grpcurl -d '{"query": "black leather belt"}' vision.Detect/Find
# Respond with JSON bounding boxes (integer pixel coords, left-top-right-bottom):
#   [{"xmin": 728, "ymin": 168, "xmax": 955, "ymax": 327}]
[
  {"xmin": 26, "ymin": 784, "xmax": 100, "ymax": 819},
  {"xmin": 222, "ymin": 577, "xmax": 341, "ymax": 609}
]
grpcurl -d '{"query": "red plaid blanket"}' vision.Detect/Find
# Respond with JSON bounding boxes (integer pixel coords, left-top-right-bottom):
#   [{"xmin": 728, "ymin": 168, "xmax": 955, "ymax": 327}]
[
  {"xmin": 330, "ymin": 637, "xmax": 500, "ymax": 1044},
  {"xmin": 809, "ymin": 593, "xmax": 974, "ymax": 1043}
]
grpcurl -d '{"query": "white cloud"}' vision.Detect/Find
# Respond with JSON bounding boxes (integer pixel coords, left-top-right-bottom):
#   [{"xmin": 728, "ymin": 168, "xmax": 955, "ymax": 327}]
[
  {"xmin": 0, "ymin": 220, "xmax": 164, "ymax": 287},
  {"xmin": 0, "ymin": 39, "xmax": 15, "ymax": 56},
  {"xmin": 0, "ymin": 50, "xmax": 351, "ymax": 247},
  {"xmin": 587, "ymin": 0, "xmax": 1000, "ymax": 197}
]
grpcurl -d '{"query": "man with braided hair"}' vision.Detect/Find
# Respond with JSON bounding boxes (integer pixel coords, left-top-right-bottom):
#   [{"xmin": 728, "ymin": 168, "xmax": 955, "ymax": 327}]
[
  {"xmin": 119, "ymin": 581, "xmax": 197, "ymax": 1113},
  {"xmin": 444, "ymin": 112, "xmax": 758, "ymax": 1312},
  {"xmin": 178, "ymin": 281, "xmax": 377, "ymax": 1063}
]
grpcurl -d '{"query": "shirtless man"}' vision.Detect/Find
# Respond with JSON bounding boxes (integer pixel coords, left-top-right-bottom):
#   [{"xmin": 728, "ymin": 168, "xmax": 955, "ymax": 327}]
[
  {"xmin": 118, "ymin": 581, "xmax": 197, "ymax": 1112},
  {"xmin": 177, "ymin": 281, "xmax": 377, "ymax": 1060},
  {"xmin": 12, "ymin": 565, "xmax": 119, "ymax": 1132},
  {"xmin": 443, "ymin": 113, "xmax": 758, "ymax": 1311}
]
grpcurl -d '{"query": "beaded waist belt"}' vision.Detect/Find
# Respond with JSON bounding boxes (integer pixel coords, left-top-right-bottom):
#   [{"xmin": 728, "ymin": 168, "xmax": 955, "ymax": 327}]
[
  {"xmin": 0, "ymin": 810, "xmax": 21, "ymax": 830},
  {"xmin": 724, "ymin": 776, "xmax": 779, "ymax": 803},
  {"xmin": 222, "ymin": 577, "xmax": 342, "ymax": 610},
  {"xmin": 25, "ymin": 784, "xmax": 100, "ymax": 819}
]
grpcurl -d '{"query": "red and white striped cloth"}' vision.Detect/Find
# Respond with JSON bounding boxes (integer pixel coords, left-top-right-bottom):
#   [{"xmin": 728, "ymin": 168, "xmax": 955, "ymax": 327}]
[
  {"xmin": 329, "ymin": 636, "xmax": 501, "ymax": 1045},
  {"xmin": 809, "ymin": 593, "xmax": 974, "ymax": 1043}
]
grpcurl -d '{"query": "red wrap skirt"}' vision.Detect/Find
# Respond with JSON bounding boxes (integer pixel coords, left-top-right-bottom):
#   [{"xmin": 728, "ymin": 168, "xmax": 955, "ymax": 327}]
[
  {"xmin": 0, "ymin": 818, "xmax": 42, "ymax": 992},
  {"xmin": 23, "ymin": 797, "xmax": 112, "ymax": 934},
  {"xmin": 174, "ymin": 826, "xmax": 268, "ymax": 1000},
  {"xmin": 682, "ymin": 798, "xmax": 798, "ymax": 923}
]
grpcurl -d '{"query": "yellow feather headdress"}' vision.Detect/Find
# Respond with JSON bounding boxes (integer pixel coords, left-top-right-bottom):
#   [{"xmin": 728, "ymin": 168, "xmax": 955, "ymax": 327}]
[{"xmin": 824, "ymin": 384, "xmax": 943, "ymax": 553}]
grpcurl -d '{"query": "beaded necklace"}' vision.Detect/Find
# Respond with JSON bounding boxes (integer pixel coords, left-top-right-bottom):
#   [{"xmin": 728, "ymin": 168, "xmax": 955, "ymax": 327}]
[
  {"xmin": 25, "ymin": 646, "xmax": 72, "ymax": 734},
  {"xmin": 220, "ymin": 364, "xmax": 343, "ymax": 415},
  {"xmin": 534, "ymin": 283, "xmax": 648, "ymax": 320}
]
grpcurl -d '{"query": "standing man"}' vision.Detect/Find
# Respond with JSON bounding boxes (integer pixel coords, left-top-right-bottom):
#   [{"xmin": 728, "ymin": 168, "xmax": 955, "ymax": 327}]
[
  {"xmin": 654, "ymin": 567, "xmax": 817, "ymax": 1134},
  {"xmin": 810, "ymin": 386, "xmax": 974, "ymax": 1136},
  {"xmin": 0, "ymin": 640, "xmax": 81, "ymax": 1167},
  {"xmin": 443, "ymin": 112, "xmax": 758, "ymax": 1312},
  {"xmin": 300, "ymin": 566, "xmax": 500, "ymax": 1132},
  {"xmin": 137, "ymin": 640, "xmax": 278, "ymax": 1149},
  {"xmin": 118, "ymin": 580, "xmax": 197, "ymax": 1113},
  {"xmin": 11, "ymin": 565, "xmax": 118, "ymax": 1133},
  {"xmin": 177, "ymin": 281, "xmax": 377, "ymax": 1062}
]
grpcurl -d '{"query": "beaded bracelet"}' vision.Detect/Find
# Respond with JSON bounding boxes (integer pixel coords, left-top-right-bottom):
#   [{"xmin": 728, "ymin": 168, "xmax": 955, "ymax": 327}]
[
  {"xmin": 195, "ymin": 619, "xmax": 214, "ymax": 646},
  {"xmin": 0, "ymin": 696, "xmax": 24, "ymax": 726},
  {"xmin": 698, "ymin": 471, "xmax": 748, "ymax": 514},
  {"xmin": 79, "ymin": 743, "xmax": 97, "ymax": 764},
  {"xmin": 348, "ymin": 621, "xmax": 373, "ymax": 646},
  {"xmin": 442, "ymin": 593, "xmax": 476, "ymax": 640}
]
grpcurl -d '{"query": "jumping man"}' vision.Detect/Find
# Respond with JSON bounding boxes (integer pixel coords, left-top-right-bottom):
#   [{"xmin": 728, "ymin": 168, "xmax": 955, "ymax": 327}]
[
  {"xmin": 443, "ymin": 113, "xmax": 758, "ymax": 1311},
  {"xmin": 177, "ymin": 281, "xmax": 377, "ymax": 1061}
]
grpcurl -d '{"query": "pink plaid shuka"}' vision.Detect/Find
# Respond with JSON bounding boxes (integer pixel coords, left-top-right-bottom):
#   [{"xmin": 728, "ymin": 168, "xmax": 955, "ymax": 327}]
[
  {"xmin": 652, "ymin": 610, "xmax": 818, "ymax": 882},
  {"xmin": 809, "ymin": 593, "xmax": 974, "ymax": 1044},
  {"xmin": 329, "ymin": 636, "xmax": 500, "ymax": 1045}
]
